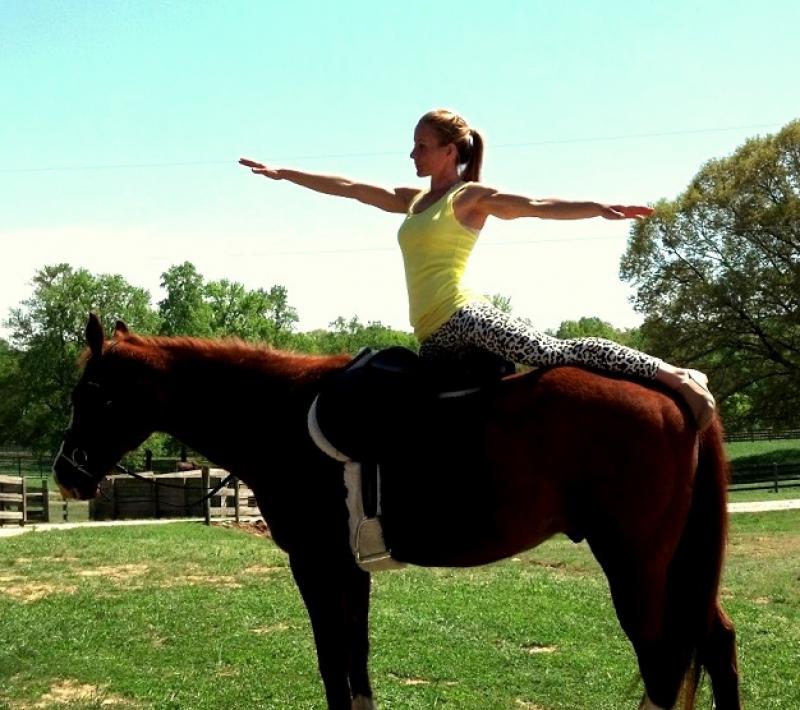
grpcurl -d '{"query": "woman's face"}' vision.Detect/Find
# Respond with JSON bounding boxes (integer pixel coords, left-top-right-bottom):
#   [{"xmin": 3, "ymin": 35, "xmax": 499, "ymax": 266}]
[{"xmin": 410, "ymin": 122, "xmax": 455, "ymax": 177}]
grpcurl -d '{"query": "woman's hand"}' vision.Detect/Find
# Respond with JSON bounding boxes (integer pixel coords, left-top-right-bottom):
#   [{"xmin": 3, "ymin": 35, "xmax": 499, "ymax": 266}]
[
  {"xmin": 238, "ymin": 158, "xmax": 281, "ymax": 179},
  {"xmin": 600, "ymin": 204, "xmax": 654, "ymax": 220}
]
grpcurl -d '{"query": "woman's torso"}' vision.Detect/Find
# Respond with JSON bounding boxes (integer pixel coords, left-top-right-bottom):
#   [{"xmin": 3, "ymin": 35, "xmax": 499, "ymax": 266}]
[{"xmin": 397, "ymin": 182, "xmax": 487, "ymax": 341}]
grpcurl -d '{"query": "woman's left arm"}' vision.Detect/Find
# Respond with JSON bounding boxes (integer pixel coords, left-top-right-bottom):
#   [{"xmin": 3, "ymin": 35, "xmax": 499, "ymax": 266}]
[{"xmin": 473, "ymin": 187, "xmax": 653, "ymax": 221}]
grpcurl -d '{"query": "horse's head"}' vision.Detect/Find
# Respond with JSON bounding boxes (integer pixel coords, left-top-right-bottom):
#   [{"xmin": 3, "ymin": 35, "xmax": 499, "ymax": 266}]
[{"xmin": 53, "ymin": 314, "xmax": 153, "ymax": 500}]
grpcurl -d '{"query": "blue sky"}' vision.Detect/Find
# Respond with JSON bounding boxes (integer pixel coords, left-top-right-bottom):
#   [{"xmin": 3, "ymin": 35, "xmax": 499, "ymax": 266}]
[{"xmin": 1, "ymin": 1, "xmax": 798, "ymax": 339}]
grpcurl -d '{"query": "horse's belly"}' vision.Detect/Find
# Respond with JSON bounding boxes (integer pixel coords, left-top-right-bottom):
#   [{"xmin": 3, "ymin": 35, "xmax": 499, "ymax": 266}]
[{"xmin": 379, "ymin": 452, "xmax": 563, "ymax": 567}]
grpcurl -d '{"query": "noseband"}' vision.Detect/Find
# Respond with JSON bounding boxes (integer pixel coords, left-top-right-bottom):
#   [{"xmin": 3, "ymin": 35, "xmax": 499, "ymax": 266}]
[{"xmin": 57, "ymin": 447, "xmax": 126, "ymax": 481}]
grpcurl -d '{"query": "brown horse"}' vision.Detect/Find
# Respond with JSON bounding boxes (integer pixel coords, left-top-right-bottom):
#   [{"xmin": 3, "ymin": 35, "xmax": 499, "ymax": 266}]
[{"xmin": 53, "ymin": 315, "xmax": 740, "ymax": 710}]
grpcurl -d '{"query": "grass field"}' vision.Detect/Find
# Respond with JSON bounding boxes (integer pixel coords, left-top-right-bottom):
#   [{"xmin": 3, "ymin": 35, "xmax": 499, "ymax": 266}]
[
  {"xmin": 1, "ymin": 510, "xmax": 798, "ymax": 709},
  {"xmin": 726, "ymin": 438, "xmax": 800, "ymax": 464},
  {"xmin": 728, "ymin": 486, "xmax": 800, "ymax": 503}
]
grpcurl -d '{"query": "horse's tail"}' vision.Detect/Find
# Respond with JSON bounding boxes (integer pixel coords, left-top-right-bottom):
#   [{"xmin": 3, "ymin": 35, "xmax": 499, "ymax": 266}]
[{"xmin": 668, "ymin": 417, "xmax": 730, "ymax": 709}]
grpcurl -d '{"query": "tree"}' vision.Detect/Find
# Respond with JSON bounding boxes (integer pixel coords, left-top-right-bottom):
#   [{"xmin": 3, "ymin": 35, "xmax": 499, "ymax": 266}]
[
  {"xmin": 204, "ymin": 279, "xmax": 272, "ymax": 340},
  {"xmin": 254, "ymin": 285, "xmax": 298, "ymax": 347},
  {"xmin": 3, "ymin": 264, "xmax": 160, "ymax": 452},
  {"xmin": 295, "ymin": 316, "xmax": 417, "ymax": 355},
  {"xmin": 0, "ymin": 338, "xmax": 22, "ymax": 445},
  {"xmin": 551, "ymin": 317, "xmax": 644, "ymax": 349},
  {"xmin": 158, "ymin": 262, "xmax": 213, "ymax": 336},
  {"xmin": 620, "ymin": 120, "xmax": 800, "ymax": 429},
  {"xmin": 486, "ymin": 293, "xmax": 513, "ymax": 314},
  {"xmin": 161, "ymin": 265, "xmax": 299, "ymax": 345}
]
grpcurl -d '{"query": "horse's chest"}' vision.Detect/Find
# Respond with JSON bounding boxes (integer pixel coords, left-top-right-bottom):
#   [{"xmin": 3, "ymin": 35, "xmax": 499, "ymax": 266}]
[{"xmin": 251, "ymin": 466, "xmax": 349, "ymax": 555}]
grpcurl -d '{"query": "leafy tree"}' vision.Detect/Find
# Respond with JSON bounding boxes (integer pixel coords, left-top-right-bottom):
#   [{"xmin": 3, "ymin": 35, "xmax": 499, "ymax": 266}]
[
  {"xmin": 204, "ymin": 279, "xmax": 272, "ymax": 340},
  {"xmin": 263, "ymin": 285, "xmax": 299, "ymax": 347},
  {"xmin": 0, "ymin": 338, "xmax": 22, "ymax": 445},
  {"xmin": 621, "ymin": 120, "xmax": 800, "ymax": 429},
  {"xmin": 161, "ymin": 265, "xmax": 299, "ymax": 345},
  {"xmin": 294, "ymin": 316, "xmax": 417, "ymax": 355},
  {"xmin": 551, "ymin": 317, "xmax": 644, "ymax": 349},
  {"xmin": 486, "ymin": 293, "xmax": 513, "ymax": 314},
  {"xmin": 3, "ymin": 264, "xmax": 159, "ymax": 452},
  {"xmin": 158, "ymin": 262, "xmax": 213, "ymax": 336}
]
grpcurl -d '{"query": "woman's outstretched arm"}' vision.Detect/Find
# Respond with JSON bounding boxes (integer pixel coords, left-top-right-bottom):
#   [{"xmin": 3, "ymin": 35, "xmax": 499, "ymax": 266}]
[
  {"xmin": 238, "ymin": 158, "xmax": 417, "ymax": 214},
  {"xmin": 468, "ymin": 186, "xmax": 653, "ymax": 221}
]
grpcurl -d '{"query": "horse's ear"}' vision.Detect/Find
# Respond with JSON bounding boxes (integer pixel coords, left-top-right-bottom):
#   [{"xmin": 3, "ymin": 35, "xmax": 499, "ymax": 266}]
[
  {"xmin": 86, "ymin": 313, "xmax": 104, "ymax": 358},
  {"xmin": 114, "ymin": 320, "xmax": 130, "ymax": 338}
]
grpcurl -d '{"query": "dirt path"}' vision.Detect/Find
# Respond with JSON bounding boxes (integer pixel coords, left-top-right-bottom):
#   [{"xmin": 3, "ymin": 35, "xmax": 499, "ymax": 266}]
[
  {"xmin": 728, "ymin": 498, "xmax": 800, "ymax": 513},
  {"xmin": 0, "ymin": 516, "xmax": 261, "ymax": 538}
]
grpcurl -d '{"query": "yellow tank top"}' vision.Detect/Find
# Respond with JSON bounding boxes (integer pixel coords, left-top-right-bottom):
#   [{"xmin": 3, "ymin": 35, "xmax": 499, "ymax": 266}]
[{"xmin": 397, "ymin": 181, "xmax": 484, "ymax": 341}]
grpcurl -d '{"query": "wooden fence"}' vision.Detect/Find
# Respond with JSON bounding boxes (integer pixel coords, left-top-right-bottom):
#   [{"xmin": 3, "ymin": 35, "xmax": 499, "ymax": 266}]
[
  {"xmin": 725, "ymin": 429, "xmax": 800, "ymax": 443},
  {"xmin": 1, "ymin": 468, "xmax": 258, "ymax": 526},
  {"xmin": 0, "ymin": 474, "xmax": 27, "ymax": 526},
  {"xmin": 729, "ymin": 462, "xmax": 800, "ymax": 492},
  {"xmin": 0, "ymin": 475, "xmax": 51, "ymax": 525},
  {"xmin": 90, "ymin": 468, "xmax": 258, "ymax": 523}
]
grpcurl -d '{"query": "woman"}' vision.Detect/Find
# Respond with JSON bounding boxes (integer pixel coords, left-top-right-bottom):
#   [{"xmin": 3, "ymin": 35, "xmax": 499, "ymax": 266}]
[{"xmin": 239, "ymin": 109, "xmax": 715, "ymax": 429}]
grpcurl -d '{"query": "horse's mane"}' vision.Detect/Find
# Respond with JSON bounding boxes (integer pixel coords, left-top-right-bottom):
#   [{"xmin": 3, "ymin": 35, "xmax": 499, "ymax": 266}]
[{"xmin": 95, "ymin": 333, "xmax": 351, "ymax": 378}]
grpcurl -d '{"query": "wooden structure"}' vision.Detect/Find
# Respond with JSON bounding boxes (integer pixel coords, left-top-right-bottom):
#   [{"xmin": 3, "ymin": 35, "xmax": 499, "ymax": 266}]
[
  {"xmin": 0, "ymin": 474, "xmax": 26, "ymax": 526},
  {"xmin": 90, "ymin": 467, "xmax": 258, "ymax": 523},
  {"xmin": 729, "ymin": 462, "xmax": 800, "ymax": 492},
  {"xmin": 0, "ymin": 475, "xmax": 51, "ymax": 525}
]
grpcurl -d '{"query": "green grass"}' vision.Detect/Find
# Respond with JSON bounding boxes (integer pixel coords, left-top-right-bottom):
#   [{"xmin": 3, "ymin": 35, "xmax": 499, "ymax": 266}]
[
  {"xmin": 728, "ymin": 486, "xmax": 800, "ymax": 503},
  {"xmin": 724, "ymin": 438, "xmax": 800, "ymax": 501},
  {"xmin": 726, "ymin": 438, "xmax": 800, "ymax": 466},
  {"xmin": 1, "ymin": 513, "xmax": 798, "ymax": 709}
]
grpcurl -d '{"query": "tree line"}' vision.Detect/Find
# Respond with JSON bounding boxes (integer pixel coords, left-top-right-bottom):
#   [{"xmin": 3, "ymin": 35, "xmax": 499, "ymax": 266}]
[
  {"xmin": 1, "ymin": 119, "xmax": 797, "ymax": 457},
  {"xmin": 0, "ymin": 261, "xmax": 418, "ymax": 457}
]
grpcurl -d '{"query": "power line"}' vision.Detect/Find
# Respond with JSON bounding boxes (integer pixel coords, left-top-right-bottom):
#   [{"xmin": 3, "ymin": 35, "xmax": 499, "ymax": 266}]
[
  {"xmin": 0, "ymin": 122, "xmax": 783, "ymax": 174},
  {"xmin": 492, "ymin": 123, "xmax": 782, "ymax": 149},
  {"xmin": 231, "ymin": 225, "xmax": 800, "ymax": 257}
]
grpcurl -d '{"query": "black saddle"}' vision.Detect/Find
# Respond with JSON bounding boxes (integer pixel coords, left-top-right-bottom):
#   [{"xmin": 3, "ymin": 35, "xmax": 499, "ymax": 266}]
[{"xmin": 312, "ymin": 346, "xmax": 514, "ymax": 464}]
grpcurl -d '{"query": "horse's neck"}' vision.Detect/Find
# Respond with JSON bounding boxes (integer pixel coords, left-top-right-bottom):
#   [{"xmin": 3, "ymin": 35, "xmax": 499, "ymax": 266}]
[{"xmin": 146, "ymin": 342, "xmax": 345, "ymax": 472}]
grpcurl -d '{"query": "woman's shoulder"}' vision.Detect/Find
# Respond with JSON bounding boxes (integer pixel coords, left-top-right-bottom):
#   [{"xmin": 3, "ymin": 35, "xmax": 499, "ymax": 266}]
[
  {"xmin": 396, "ymin": 186, "xmax": 424, "ymax": 207},
  {"xmin": 396, "ymin": 186, "xmax": 422, "ymax": 199},
  {"xmin": 453, "ymin": 182, "xmax": 495, "ymax": 206}
]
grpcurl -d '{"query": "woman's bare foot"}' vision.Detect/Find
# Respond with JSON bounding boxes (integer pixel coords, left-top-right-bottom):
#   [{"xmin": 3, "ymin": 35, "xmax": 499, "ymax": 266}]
[
  {"xmin": 677, "ymin": 371, "xmax": 716, "ymax": 430},
  {"xmin": 656, "ymin": 366, "xmax": 716, "ymax": 431}
]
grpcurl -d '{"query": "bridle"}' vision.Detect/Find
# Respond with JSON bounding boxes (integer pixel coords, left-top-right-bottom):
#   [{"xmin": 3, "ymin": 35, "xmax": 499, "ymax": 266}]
[{"xmin": 59, "ymin": 371, "xmax": 236, "ymax": 509}]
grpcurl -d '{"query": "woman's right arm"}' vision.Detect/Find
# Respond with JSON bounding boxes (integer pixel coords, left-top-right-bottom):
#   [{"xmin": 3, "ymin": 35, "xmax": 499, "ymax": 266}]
[{"xmin": 239, "ymin": 158, "xmax": 416, "ymax": 214}]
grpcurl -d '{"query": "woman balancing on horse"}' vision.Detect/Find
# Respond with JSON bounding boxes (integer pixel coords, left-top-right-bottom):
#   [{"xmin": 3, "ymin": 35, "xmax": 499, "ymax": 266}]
[{"xmin": 239, "ymin": 108, "xmax": 715, "ymax": 430}]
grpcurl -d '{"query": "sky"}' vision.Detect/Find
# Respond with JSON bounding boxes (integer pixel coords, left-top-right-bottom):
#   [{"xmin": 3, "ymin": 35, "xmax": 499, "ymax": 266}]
[{"xmin": 1, "ymin": 1, "xmax": 798, "ymax": 341}]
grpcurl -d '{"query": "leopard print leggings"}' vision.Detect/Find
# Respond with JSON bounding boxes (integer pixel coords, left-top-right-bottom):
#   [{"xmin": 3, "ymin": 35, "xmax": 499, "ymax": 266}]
[{"xmin": 419, "ymin": 300, "xmax": 662, "ymax": 379}]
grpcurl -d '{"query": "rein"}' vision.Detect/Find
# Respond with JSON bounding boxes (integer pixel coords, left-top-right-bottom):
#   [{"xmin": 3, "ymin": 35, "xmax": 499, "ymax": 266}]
[{"xmin": 57, "ymin": 450, "xmax": 236, "ymax": 509}]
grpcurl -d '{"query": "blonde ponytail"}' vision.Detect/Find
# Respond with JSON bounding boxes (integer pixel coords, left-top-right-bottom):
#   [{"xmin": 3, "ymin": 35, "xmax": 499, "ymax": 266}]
[{"xmin": 419, "ymin": 109, "xmax": 484, "ymax": 182}]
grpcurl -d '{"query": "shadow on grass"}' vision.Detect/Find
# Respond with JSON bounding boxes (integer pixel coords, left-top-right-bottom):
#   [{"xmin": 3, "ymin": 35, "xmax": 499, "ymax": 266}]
[{"xmin": 732, "ymin": 448, "xmax": 800, "ymax": 467}]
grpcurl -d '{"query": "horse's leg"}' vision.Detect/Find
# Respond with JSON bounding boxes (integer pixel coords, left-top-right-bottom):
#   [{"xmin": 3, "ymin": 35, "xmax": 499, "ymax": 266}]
[
  {"xmin": 346, "ymin": 566, "xmax": 375, "ymax": 709},
  {"xmin": 698, "ymin": 604, "xmax": 740, "ymax": 710},
  {"xmin": 600, "ymin": 557, "xmax": 688, "ymax": 709},
  {"xmin": 637, "ymin": 697, "xmax": 668, "ymax": 710},
  {"xmin": 289, "ymin": 551, "xmax": 374, "ymax": 710}
]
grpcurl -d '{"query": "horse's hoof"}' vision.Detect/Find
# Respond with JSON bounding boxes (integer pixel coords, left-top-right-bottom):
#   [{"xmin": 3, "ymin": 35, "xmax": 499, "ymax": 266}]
[{"xmin": 352, "ymin": 695, "xmax": 376, "ymax": 710}]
